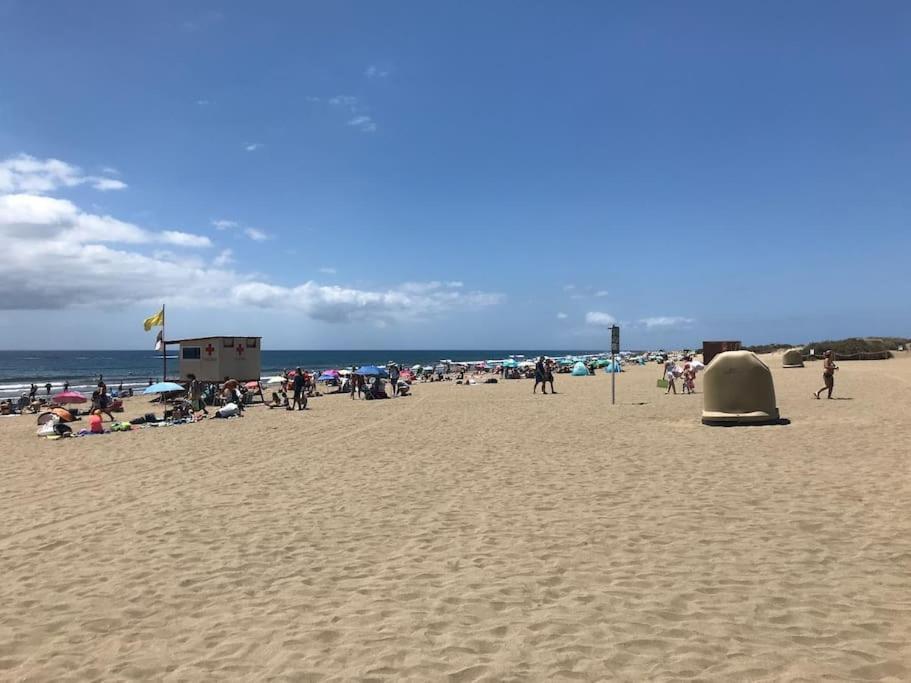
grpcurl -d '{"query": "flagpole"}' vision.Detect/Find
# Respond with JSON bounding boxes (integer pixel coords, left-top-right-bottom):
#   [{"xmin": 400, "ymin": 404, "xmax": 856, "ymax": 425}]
[{"xmin": 162, "ymin": 303, "xmax": 167, "ymax": 381}]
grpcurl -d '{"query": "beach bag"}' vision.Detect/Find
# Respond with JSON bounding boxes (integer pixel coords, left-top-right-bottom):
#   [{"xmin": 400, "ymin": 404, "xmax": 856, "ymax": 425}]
[
  {"xmin": 53, "ymin": 423, "xmax": 72, "ymax": 436},
  {"xmin": 657, "ymin": 378, "xmax": 668, "ymax": 389}
]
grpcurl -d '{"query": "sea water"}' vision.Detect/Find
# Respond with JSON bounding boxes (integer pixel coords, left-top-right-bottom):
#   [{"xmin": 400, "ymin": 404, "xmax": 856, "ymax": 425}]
[{"xmin": 0, "ymin": 349, "xmax": 605, "ymax": 398}]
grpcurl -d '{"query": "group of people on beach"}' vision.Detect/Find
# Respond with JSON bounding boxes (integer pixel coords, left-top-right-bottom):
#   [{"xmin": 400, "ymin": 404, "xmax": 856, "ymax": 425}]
[{"xmin": 663, "ymin": 359, "xmax": 698, "ymax": 395}]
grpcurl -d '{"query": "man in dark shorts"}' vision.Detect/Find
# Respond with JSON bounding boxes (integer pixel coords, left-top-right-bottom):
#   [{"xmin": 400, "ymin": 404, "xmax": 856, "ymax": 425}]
[
  {"xmin": 533, "ymin": 357, "xmax": 548, "ymax": 394},
  {"xmin": 545, "ymin": 359, "xmax": 557, "ymax": 394},
  {"xmin": 814, "ymin": 350, "xmax": 838, "ymax": 399},
  {"xmin": 388, "ymin": 363, "xmax": 400, "ymax": 397},
  {"xmin": 289, "ymin": 367, "xmax": 306, "ymax": 410}
]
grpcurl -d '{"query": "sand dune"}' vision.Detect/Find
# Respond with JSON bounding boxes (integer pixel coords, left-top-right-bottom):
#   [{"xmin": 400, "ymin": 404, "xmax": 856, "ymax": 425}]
[{"xmin": 1, "ymin": 354, "xmax": 909, "ymax": 680}]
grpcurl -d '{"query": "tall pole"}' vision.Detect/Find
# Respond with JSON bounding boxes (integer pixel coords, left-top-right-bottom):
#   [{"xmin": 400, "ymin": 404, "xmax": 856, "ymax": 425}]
[
  {"xmin": 611, "ymin": 343, "xmax": 616, "ymax": 406},
  {"xmin": 162, "ymin": 303, "xmax": 167, "ymax": 381}
]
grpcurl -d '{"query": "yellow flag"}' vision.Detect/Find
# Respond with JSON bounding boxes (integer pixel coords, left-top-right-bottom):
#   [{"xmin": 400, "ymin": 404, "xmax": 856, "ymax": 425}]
[{"xmin": 143, "ymin": 307, "xmax": 164, "ymax": 332}]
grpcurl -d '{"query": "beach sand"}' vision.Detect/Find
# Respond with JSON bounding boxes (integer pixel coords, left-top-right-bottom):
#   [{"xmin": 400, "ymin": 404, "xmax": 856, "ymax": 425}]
[{"xmin": 1, "ymin": 354, "xmax": 909, "ymax": 680}]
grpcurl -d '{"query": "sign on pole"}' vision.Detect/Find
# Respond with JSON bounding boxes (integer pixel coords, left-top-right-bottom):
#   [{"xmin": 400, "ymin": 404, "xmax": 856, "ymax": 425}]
[{"xmin": 610, "ymin": 326, "xmax": 619, "ymax": 405}]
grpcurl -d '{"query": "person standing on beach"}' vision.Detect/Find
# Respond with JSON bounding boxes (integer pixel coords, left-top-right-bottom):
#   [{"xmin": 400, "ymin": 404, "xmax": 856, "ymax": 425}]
[
  {"xmin": 545, "ymin": 359, "xmax": 557, "ymax": 394},
  {"xmin": 63, "ymin": 381, "xmax": 69, "ymax": 392},
  {"xmin": 29, "ymin": 383, "xmax": 37, "ymax": 401},
  {"xmin": 814, "ymin": 350, "xmax": 839, "ymax": 399},
  {"xmin": 388, "ymin": 363, "xmax": 400, "ymax": 397},
  {"xmin": 187, "ymin": 373, "xmax": 208, "ymax": 417},
  {"xmin": 533, "ymin": 357, "xmax": 548, "ymax": 394},
  {"xmin": 44, "ymin": 382, "xmax": 52, "ymax": 396},
  {"xmin": 665, "ymin": 362, "xmax": 677, "ymax": 395},
  {"xmin": 289, "ymin": 368, "xmax": 306, "ymax": 410}
]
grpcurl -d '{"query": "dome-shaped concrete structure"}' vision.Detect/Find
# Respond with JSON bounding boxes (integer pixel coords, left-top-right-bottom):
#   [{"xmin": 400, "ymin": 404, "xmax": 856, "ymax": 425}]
[
  {"xmin": 702, "ymin": 351, "xmax": 781, "ymax": 426},
  {"xmin": 782, "ymin": 348, "xmax": 804, "ymax": 368}
]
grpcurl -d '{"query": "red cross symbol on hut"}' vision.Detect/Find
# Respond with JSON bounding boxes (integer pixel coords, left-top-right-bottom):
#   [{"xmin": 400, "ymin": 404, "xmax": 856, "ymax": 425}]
[
  {"xmin": 235, "ymin": 343, "xmax": 245, "ymax": 356},
  {"xmin": 205, "ymin": 344, "xmax": 215, "ymax": 356}
]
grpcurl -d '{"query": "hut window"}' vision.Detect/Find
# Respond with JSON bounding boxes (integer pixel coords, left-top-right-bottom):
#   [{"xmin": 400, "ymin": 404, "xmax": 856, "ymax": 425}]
[
  {"xmin": 222, "ymin": 337, "xmax": 234, "ymax": 348},
  {"xmin": 182, "ymin": 346, "xmax": 201, "ymax": 360},
  {"xmin": 246, "ymin": 338, "xmax": 258, "ymax": 348}
]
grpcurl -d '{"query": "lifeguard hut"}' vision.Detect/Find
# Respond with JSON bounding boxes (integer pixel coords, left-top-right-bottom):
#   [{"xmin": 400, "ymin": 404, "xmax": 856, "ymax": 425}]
[{"xmin": 171, "ymin": 336, "xmax": 262, "ymax": 382}]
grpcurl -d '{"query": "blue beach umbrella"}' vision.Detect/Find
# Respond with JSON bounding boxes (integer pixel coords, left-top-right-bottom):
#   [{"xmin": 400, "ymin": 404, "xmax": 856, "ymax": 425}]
[
  {"xmin": 143, "ymin": 381, "xmax": 186, "ymax": 394},
  {"xmin": 355, "ymin": 365, "xmax": 388, "ymax": 378}
]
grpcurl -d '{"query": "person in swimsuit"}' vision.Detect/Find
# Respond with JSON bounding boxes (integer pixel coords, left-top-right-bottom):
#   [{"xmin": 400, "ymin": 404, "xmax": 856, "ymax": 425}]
[{"xmin": 814, "ymin": 350, "xmax": 838, "ymax": 399}]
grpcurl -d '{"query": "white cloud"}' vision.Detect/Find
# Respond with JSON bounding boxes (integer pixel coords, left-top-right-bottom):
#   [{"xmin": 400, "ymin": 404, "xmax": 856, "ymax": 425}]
[
  {"xmin": 232, "ymin": 281, "xmax": 502, "ymax": 324},
  {"xmin": 101, "ymin": 166, "xmax": 120, "ymax": 176},
  {"xmin": 639, "ymin": 316, "xmax": 694, "ymax": 328},
  {"xmin": 347, "ymin": 115, "xmax": 377, "ymax": 133},
  {"xmin": 161, "ymin": 230, "xmax": 212, "ymax": 248},
  {"xmin": 585, "ymin": 311, "xmax": 616, "ymax": 326},
  {"xmin": 329, "ymin": 95, "xmax": 359, "ymax": 108},
  {"xmin": 446, "ymin": 281, "xmax": 464, "ymax": 288},
  {"xmin": 0, "ymin": 153, "xmax": 502, "ymax": 326},
  {"xmin": 594, "ymin": 290, "xmax": 609, "ymax": 297},
  {"xmin": 563, "ymin": 284, "xmax": 576, "ymax": 291},
  {"xmin": 556, "ymin": 312, "xmax": 568, "ymax": 319},
  {"xmin": 365, "ymin": 65, "xmax": 390, "ymax": 79},
  {"xmin": 213, "ymin": 249, "xmax": 233, "ymax": 267},
  {"xmin": 244, "ymin": 143, "xmax": 263, "ymax": 152},
  {"xmin": 92, "ymin": 177, "xmax": 128, "ymax": 191},
  {"xmin": 196, "ymin": 99, "xmax": 210, "ymax": 105},
  {"xmin": 211, "ymin": 219, "xmax": 238, "ymax": 230},
  {"xmin": 243, "ymin": 227, "xmax": 268, "ymax": 241},
  {"xmin": 318, "ymin": 267, "xmax": 337, "ymax": 275},
  {"xmin": 0, "ymin": 154, "xmax": 128, "ymax": 193}
]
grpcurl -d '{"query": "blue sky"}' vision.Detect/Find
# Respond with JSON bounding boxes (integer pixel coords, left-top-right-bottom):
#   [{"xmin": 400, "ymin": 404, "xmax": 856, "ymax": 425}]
[{"xmin": 0, "ymin": 1, "xmax": 908, "ymax": 350}]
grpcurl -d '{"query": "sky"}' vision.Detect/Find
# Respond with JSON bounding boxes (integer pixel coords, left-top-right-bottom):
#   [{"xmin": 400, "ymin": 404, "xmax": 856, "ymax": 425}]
[{"xmin": 0, "ymin": 1, "xmax": 908, "ymax": 350}]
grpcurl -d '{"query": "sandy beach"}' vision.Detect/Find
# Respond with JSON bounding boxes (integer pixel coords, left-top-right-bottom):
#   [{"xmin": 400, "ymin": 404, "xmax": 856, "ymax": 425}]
[{"xmin": 1, "ymin": 354, "xmax": 909, "ymax": 680}]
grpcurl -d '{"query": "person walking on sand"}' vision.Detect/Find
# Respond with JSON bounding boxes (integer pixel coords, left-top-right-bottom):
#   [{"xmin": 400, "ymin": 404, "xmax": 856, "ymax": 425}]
[
  {"xmin": 44, "ymin": 382, "xmax": 52, "ymax": 396},
  {"xmin": 29, "ymin": 383, "xmax": 37, "ymax": 401},
  {"xmin": 545, "ymin": 359, "xmax": 557, "ymax": 394},
  {"xmin": 533, "ymin": 357, "xmax": 548, "ymax": 394},
  {"xmin": 814, "ymin": 350, "xmax": 839, "ymax": 399},
  {"xmin": 289, "ymin": 367, "xmax": 306, "ymax": 410}
]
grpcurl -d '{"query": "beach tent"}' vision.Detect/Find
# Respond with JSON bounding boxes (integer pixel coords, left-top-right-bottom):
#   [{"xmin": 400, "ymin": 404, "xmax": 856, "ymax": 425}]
[
  {"xmin": 782, "ymin": 349, "xmax": 805, "ymax": 368},
  {"xmin": 602, "ymin": 362, "xmax": 622, "ymax": 373},
  {"xmin": 559, "ymin": 358, "xmax": 574, "ymax": 366},
  {"xmin": 571, "ymin": 361, "xmax": 590, "ymax": 376},
  {"xmin": 702, "ymin": 351, "xmax": 781, "ymax": 426},
  {"xmin": 502, "ymin": 359, "xmax": 518, "ymax": 368}
]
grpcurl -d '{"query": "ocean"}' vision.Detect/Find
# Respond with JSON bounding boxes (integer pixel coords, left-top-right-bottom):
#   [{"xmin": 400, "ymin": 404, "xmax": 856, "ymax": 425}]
[{"xmin": 0, "ymin": 349, "xmax": 606, "ymax": 398}]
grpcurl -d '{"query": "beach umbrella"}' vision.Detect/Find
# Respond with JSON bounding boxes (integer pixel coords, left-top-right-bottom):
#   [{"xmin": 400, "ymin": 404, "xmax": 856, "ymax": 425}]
[
  {"xmin": 559, "ymin": 358, "xmax": 574, "ymax": 366},
  {"xmin": 502, "ymin": 359, "xmax": 518, "ymax": 368},
  {"xmin": 52, "ymin": 390, "xmax": 87, "ymax": 404},
  {"xmin": 355, "ymin": 365, "xmax": 388, "ymax": 377},
  {"xmin": 337, "ymin": 369, "xmax": 351, "ymax": 376},
  {"xmin": 321, "ymin": 369, "xmax": 340, "ymax": 377},
  {"xmin": 143, "ymin": 381, "xmax": 186, "ymax": 395},
  {"xmin": 37, "ymin": 408, "xmax": 75, "ymax": 424},
  {"xmin": 245, "ymin": 381, "xmax": 260, "ymax": 390},
  {"xmin": 411, "ymin": 364, "xmax": 422, "ymax": 371},
  {"xmin": 317, "ymin": 372, "xmax": 338, "ymax": 382}
]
